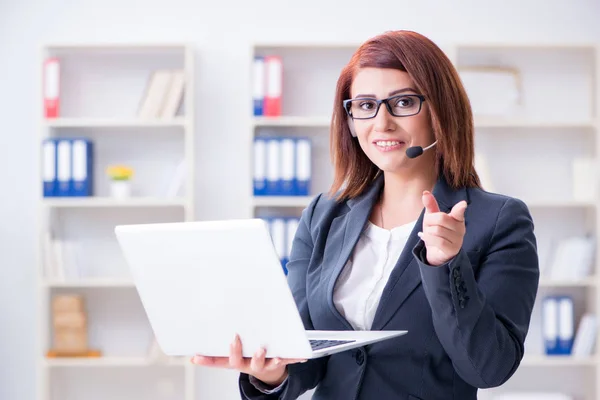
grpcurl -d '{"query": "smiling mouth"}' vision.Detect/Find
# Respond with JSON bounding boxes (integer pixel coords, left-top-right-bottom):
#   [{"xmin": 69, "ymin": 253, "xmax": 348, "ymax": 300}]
[{"xmin": 374, "ymin": 140, "xmax": 405, "ymax": 148}]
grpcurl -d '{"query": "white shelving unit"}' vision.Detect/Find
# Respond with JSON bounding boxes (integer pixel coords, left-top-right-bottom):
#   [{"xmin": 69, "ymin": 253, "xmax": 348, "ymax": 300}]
[
  {"xmin": 36, "ymin": 43, "xmax": 196, "ymax": 400},
  {"xmin": 249, "ymin": 42, "xmax": 600, "ymax": 399},
  {"xmin": 42, "ymin": 279, "xmax": 135, "ymax": 288},
  {"xmin": 42, "ymin": 197, "xmax": 188, "ymax": 208},
  {"xmin": 44, "ymin": 117, "xmax": 189, "ymax": 128}
]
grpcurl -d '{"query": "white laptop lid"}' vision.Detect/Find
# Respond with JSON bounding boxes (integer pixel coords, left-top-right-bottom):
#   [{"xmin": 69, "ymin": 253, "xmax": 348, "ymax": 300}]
[{"xmin": 114, "ymin": 219, "xmax": 315, "ymax": 359}]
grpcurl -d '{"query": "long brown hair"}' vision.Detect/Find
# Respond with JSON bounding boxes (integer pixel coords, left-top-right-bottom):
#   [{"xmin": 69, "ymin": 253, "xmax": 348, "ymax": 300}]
[{"xmin": 329, "ymin": 30, "xmax": 481, "ymax": 201}]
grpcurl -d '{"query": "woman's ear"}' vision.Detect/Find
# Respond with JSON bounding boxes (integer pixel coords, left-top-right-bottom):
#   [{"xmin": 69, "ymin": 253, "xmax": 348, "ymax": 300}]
[{"xmin": 347, "ymin": 117, "xmax": 357, "ymax": 137}]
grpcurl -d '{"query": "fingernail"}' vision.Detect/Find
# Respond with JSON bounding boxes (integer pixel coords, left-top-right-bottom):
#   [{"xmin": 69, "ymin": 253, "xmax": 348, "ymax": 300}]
[
  {"xmin": 301, "ymin": 359, "xmax": 308, "ymax": 363},
  {"xmin": 417, "ymin": 232, "xmax": 423, "ymax": 237},
  {"xmin": 192, "ymin": 355, "xmax": 202, "ymax": 363},
  {"xmin": 234, "ymin": 333, "xmax": 239, "ymax": 343},
  {"xmin": 423, "ymin": 190, "xmax": 430, "ymax": 196},
  {"xmin": 274, "ymin": 358, "xmax": 281, "ymax": 365}
]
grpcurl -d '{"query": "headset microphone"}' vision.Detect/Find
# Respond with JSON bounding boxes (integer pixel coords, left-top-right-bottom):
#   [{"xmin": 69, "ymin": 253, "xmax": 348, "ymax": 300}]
[
  {"xmin": 348, "ymin": 116, "xmax": 437, "ymax": 159},
  {"xmin": 406, "ymin": 141, "xmax": 437, "ymax": 159}
]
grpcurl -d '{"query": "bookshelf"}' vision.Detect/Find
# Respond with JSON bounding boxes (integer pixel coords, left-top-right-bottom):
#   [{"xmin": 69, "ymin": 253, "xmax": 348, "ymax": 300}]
[
  {"xmin": 249, "ymin": 42, "xmax": 600, "ymax": 399},
  {"xmin": 44, "ymin": 117, "xmax": 189, "ymax": 128},
  {"xmin": 42, "ymin": 197, "xmax": 188, "ymax": 208},
  {"xmin": 36, "ymin": 44, "xmax": 196, "ymax": 400}
]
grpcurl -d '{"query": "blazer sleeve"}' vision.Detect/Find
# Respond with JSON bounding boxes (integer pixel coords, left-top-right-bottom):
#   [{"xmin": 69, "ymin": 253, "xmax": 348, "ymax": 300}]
[
  {"xmin": 239, "ymin": 194, "xmax": 329, "ymax": 399},
  {"xmin": 412, "ymin": 197, "xmax": 539, "ymax": 389}
]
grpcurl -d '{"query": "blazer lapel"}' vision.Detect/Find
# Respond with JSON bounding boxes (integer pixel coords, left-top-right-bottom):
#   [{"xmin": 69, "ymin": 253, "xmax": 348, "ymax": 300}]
[
  {"xmin": 325, "ymin": 173, "xmax": 384, "ymax": 330},
  {"xmin": 370, "ymin": 210, "xmax": 425, "ymax": 331},
  {"xmin": 371, "ymin": 175, "xmax": 468, "ymax": 330}
]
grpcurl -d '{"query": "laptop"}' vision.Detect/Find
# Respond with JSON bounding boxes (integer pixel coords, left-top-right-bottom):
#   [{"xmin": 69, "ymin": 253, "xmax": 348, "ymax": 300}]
[{"xmin": 114, "ymin": 218, "xmax": 407, "ymax": 359}]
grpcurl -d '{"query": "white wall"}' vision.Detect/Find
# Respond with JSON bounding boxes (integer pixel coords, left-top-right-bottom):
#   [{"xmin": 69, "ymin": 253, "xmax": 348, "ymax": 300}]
[{"xmin": 1, "ymin": 1, "xmax": 599, "ymax": 399}]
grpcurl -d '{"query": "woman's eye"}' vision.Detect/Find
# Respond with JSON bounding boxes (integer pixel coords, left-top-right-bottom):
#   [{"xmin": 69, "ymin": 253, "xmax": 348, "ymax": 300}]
[
  {"xmin": 359, "ymin": 101, "xmax": 376, "ymax": 110},
  {"xmin": 394, "ymin": 97, "xmax": 415, "ymax": 108}
]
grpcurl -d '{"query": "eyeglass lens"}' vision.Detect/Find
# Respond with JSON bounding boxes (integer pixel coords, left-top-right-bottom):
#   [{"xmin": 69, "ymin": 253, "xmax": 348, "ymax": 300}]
[{"xmin": 347, "ymin": 95, "xmax": 422, "ymax": 118}]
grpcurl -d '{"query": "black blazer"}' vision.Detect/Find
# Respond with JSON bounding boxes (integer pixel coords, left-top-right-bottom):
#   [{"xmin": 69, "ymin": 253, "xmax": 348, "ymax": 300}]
[{"xmin": 240, "ymin": 173, "xmax": 539, "ymax": 400}]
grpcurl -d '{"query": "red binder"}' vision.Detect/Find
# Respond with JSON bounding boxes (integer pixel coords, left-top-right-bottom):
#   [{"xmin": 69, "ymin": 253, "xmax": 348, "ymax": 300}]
[
  {"xmin": 264, "ymin": 56, "xmax": 282, "ymax": 117},
  {"xmin": 44, "ymin": 57, "xmax": 60, "ymax": 118}
]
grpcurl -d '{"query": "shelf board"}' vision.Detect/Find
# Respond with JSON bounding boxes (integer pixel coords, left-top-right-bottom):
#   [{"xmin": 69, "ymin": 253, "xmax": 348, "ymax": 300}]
[
  {"xmin": 520, "ymin": 354, "xmax": 598, "ymax": 367},
  {"xmin": 44, "ymin": 356, "xmax": 187, "ymax": 367},
  {"xmin": 42, "ymin": 279, "xmax": 134, "ymax": 288},
  {"xmin": 253, "ymin": 42, "xmax": 359, "ymax": 50},
  {"xmin": 44, "ymin": 117, "xmax": 188, "ymax": 128},
  {"xmin": 539, "ymin": 277, "xmax": 597, "ymax": 287},
  {"xmin": 456, "ymin": 43, "xmax": 597, "ymax": 51},
  {"xmin": 253, "ymin": 196, "xmax": 313, "ymax": 208},
  {"xmin": 252, "ymin": 116, "xmax": 596, "ymax": 130},
  {"xmin": 45, "ymin": 43, "xmax": 190, "ymax": 51},
  {"xmin": 253, "ymin": 116, "xmax": 330, "ymax": 128},
  {"xmin": 475, "ymin": 117, "xmax": 596, "ymax": 129},
  {"xmin": 42, "ymin": 197, "xmax": 187, "ymax": 208}
]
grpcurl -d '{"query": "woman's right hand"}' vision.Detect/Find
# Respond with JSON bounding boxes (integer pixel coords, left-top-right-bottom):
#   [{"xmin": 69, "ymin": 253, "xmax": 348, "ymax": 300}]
[{"xmin": 191, "ymin": 333, "xmax": 307, "ymax": 387}]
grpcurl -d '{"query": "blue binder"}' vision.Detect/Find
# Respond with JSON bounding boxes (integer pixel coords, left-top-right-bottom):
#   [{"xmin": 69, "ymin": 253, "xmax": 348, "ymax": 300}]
[
  {"xmin": 55, "ymin": 138, "xmax": 72, "ymax": 196},
  {"xmin": 543, "ymin": 295, "xmax": 574, "ymax": 355},
  {"xmin": 294, "ymin": 138, "xmax": 311, "ymax": 196},
  {"xmin": 283, "ymin": 217, "xmax": 300, "ymax": 272},
  {"xmin": 557, "ymin": 296, "xmax": 574, "ymax": 354},
  {"xmin": 253, "ymin": 56, "xmax": 265, "ymax": 116},
  {"xmin": 265, "ymin": 138, "xmax": 281, "ymax": 196},
  {"xmin": 42, "ymin": 138, "xmax": 57, "ymax": 197},
  {"xmin": 70, "ymin": 138, "xmax": 93, "ymax": 197},
  {"xmin": 253, "ymin": 137, "xmax": 267, "ymax": 196},
  {"xmin": 280, "ymin": 138, "xmax": 296, "ymax": 196}
]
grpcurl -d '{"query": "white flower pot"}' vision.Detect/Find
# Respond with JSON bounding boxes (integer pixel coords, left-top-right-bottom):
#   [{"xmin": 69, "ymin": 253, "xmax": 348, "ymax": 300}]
[{"xmin": 110, "ymin": 180, "xmax": 132, "ymax": 199}]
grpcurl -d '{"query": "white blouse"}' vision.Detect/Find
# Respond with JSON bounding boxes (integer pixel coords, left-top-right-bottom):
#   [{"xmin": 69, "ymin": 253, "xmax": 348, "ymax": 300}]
[{"xmin": 333, "ymin": 219, "xmax": 416, "ymax": 331}]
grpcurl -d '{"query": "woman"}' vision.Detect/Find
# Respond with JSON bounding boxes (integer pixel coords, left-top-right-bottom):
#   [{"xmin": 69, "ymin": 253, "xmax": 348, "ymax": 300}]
[{"xmin": 193, "ymin": 30, "xmax": 540, "ymax": 400}]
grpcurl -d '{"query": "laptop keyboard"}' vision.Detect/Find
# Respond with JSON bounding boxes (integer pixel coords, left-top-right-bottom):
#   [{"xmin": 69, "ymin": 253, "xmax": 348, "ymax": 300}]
[{"xmin": 310, "ymin": 339, "xmax": 356, "ymax": 351}]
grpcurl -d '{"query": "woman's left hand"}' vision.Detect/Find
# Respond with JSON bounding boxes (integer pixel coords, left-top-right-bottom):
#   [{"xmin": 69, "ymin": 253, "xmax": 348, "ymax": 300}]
[{"xmin": 418, "ymin": 190, "xmax": 467, "ymax": 267}]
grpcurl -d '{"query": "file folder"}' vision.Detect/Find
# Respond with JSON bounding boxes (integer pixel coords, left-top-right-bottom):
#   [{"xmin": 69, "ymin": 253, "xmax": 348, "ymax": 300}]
[
  {"xmin": 264, "ymin": 56, "xmax": 282, "ymax": 117},
  {"xmin": 253, "ymin": 138, "xmax": 267, "ymax": 196},
  {"xmin": 285, "ymin": 218, "xmax": 299, "ymax": 268},
  {"xmin": 42, "ymin": 139, "xmax": 57, "ymax": 197},
  {"xmin": 280, "ymin": 138, "xmax": 295, "ymax": 196},
  {"xmin": 71, "ymin": 138, "xmax": 93, "ymax": 197},
  {"xmin": 557, "ymin": 296, "xmax": 574, "ymax": 354},
  {"xmin": 295, "ymin": 138, "xmax": 311, "ymax": 196},
  {"xmin": 44, "ymin": 58, "xmax": 60, "ymax": 118},
  {"xmin": 266, "ymin": 138, "xmax": 281, "ymax": 196},
  {"xmin": 253, "ymin": 56, "xmax": 265, "ymax": 116},
  {"xmin": 56, "ymin": 139, "xmax": 72, "ymax": 196},
  {"xmin": 542, "ymin": 295, "xmax": 574, "ymax": 355},
  {"xmin": 254, "ymin": 136, "xmax": 312, "ymax": 197}
]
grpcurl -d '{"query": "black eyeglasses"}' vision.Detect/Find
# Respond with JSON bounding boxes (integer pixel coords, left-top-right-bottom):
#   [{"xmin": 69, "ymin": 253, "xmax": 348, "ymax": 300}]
[{"xmin": 343, "ymin": 94, "xmax": 426, "ymax": 119}]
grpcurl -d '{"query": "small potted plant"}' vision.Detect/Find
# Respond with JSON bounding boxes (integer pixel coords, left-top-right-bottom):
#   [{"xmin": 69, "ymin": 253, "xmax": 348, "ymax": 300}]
[{"xmin": 106, "ymin": 165, "xmax": 134, "ymax": 199}]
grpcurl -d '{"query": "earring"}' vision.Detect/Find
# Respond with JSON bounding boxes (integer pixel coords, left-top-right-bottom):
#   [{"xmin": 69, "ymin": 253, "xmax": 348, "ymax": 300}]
[{"xmin": 347, "ymin": 116, "xmax": 357, "ymax": 137}]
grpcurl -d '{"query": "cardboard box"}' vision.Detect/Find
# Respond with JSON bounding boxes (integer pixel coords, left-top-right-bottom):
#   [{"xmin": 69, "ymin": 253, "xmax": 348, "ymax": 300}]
[
  {"xmin": 54, "ymin": 330, "xmax": 88, "ymax": 352},
  {"xmin": 53, "ymin": 311, "xmax": 86, "ymax": 329},
  {"xmin": 52, "ymin": 295, "xmax": 84, "ymax": 313}
]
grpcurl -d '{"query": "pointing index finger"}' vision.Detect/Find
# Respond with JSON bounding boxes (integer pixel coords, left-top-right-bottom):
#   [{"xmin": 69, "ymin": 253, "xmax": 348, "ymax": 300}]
[{"xmin": 422, "ymin": 190, "xmax": 440, "ymax": 214}]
